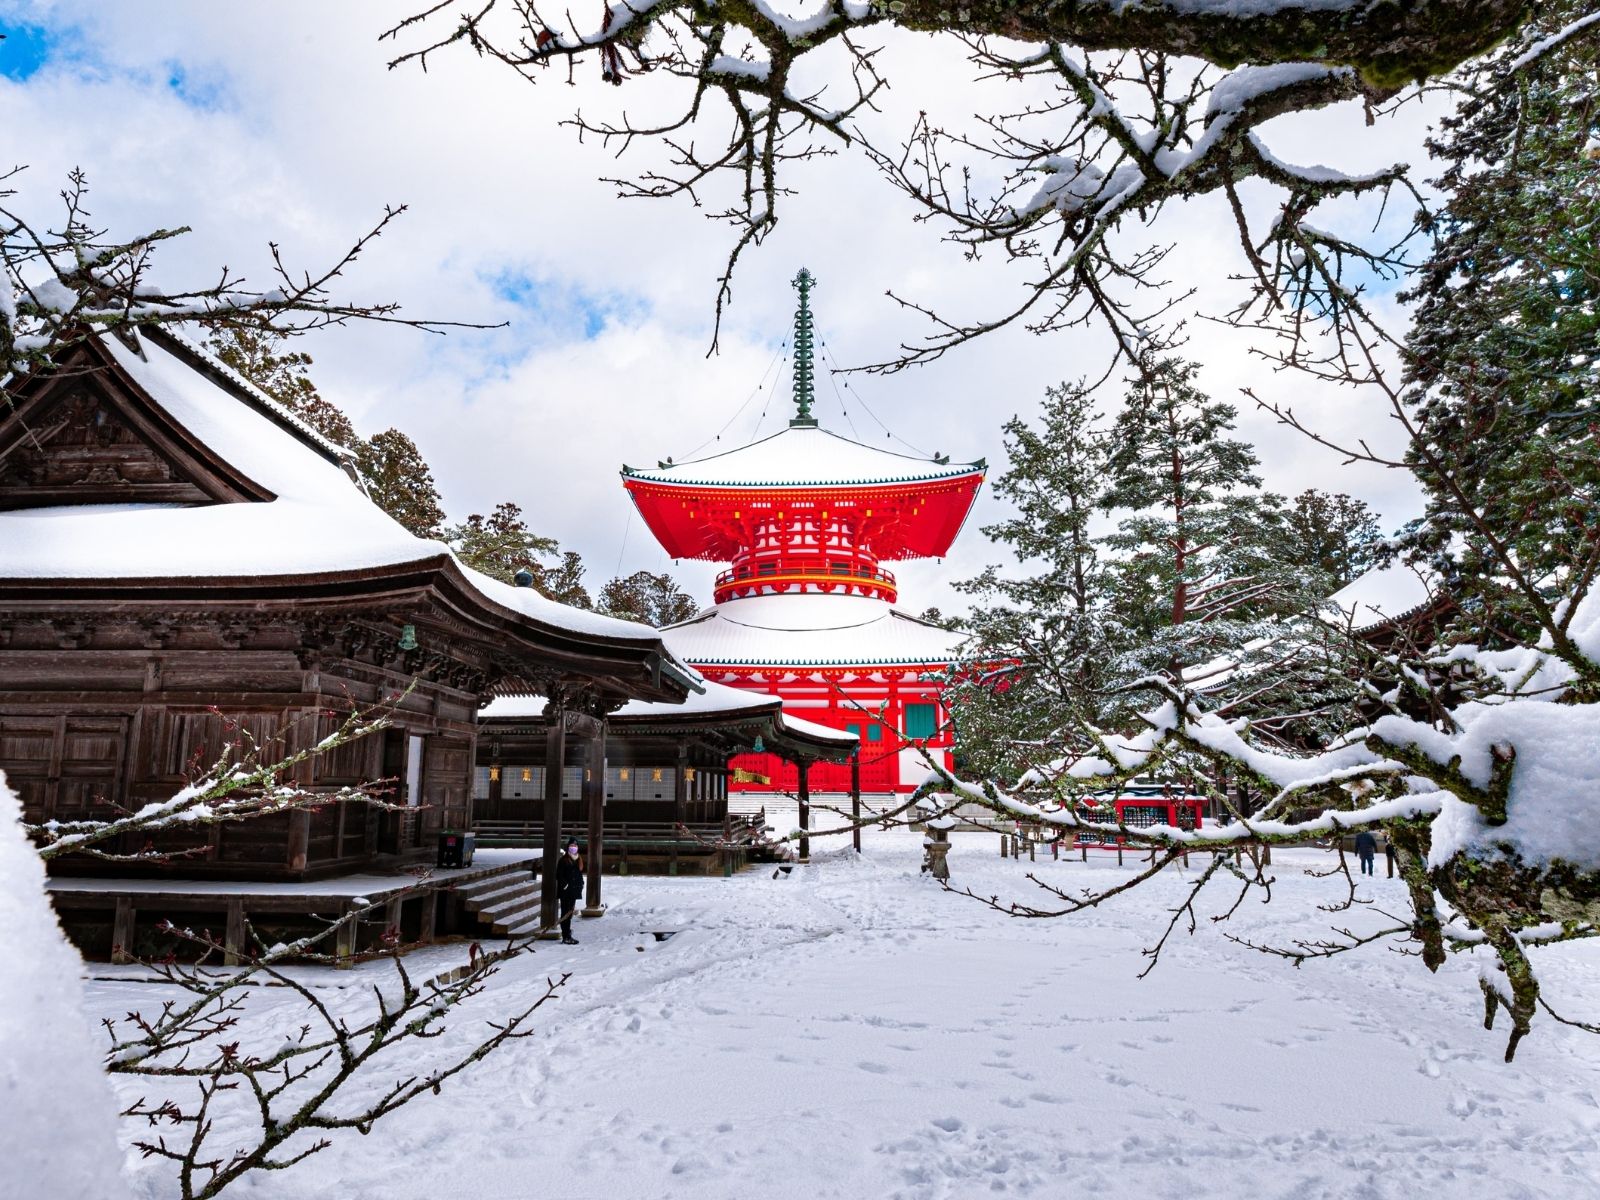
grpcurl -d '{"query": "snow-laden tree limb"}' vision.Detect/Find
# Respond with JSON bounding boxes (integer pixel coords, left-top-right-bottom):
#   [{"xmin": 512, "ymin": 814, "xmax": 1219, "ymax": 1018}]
[{"xmin": 383, "ymin": 0, "xmax": 1537, "ymax": 367}]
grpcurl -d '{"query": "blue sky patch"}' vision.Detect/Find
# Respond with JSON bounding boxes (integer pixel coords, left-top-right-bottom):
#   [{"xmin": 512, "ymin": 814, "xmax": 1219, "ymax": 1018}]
[
  {"xmin": 486, "ymin": 269, "xmax": 650, "ymax": 342},
  {"xmin": 0, "ymin": 21, "xmax": 54, "ymax": 80}
]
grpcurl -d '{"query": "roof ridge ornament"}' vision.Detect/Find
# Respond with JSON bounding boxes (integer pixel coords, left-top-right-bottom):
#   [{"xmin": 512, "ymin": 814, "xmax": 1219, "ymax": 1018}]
[{"xmin": 790, "ymin": 268, "xmax": 818, "ymax": 428}]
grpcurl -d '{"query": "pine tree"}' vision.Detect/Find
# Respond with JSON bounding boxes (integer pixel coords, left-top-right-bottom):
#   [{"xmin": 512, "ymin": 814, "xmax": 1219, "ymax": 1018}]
[
  {"xmin": 598, "ymin": 570, "xmax": 700, "ymax": 626},
  {"xmin": 1100, "ymin": 356, "xmax": 1315, "ymax": 682},
  {"xmin": 949, "ymin": 382, "xmax": 1121, "ymax": 778},
  {"xmin": 447, "ymin": 502, "xmax": 593, "ymax": 607},
  {"xmin": 357, "ymin": 429, "xmax": 448, "ymax": 541},
  {"xmin": 1286, "ymin": 489, "xmax": 1384, "ymax": 592},
  {"xmin": 1399, "ymin": 1, "xmax": 1600, "ymax": 658},
  {"xmin": 206, "ymin": 326, "xmax": 357, "ymax": 448}
]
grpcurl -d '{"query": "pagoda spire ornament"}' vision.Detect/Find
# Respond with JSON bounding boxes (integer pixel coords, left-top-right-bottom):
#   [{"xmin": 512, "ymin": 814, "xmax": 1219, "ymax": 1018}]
[{"xmin": 790, "ymin": 267, "xmax": 818, "ymax": 427}]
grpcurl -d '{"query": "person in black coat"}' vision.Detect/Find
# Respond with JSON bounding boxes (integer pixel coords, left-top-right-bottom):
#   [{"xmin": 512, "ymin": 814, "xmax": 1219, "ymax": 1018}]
[
  {"xmin": 1354, "ymin": 829, "xmax": 1377, "ymax": 876},
  {"xmin": 556, "ymin": 838, "xmax": 584, "ymax": 944}
]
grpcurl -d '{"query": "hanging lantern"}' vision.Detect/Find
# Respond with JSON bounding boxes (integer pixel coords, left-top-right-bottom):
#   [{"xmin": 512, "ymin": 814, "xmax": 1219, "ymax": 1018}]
[
  {"xmin": 489, "ymin": 765, "xmax": 501, "ymax": 783},
  {"xmin": 653, "ymin": 768, "xmax": 663, "ymax": 782},
  {"xmin": 397, "ymin": 623, "xmax": 418, "ymax": 651},
  {"xmin": 619, "ymin": 768, "xmax": 630, "ymax": 782},
  {"xmin": 685, "ymin": 767, "xmax": 696, "ymax": 782},
  {"xmin": 752, "ymin": 735, "xmax": 766, "ymax": 754},
  {"xmin": 521, "ymin": 768, "xmax": 532, "ymax": 782}
]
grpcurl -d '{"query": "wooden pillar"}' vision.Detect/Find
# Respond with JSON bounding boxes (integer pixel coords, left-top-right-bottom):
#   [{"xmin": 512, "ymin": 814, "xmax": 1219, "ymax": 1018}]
[
  {"xmin": 674, "ymin": 743, "xmax": 688, "ymax": 829},
  {"xmin": 224, "ymin": 898, "xmax": 246, "ymax": 966},
  {"xmin": 418, "ymin": 889, "xmax": 438, "ymax": 944},
  {"xmin": 583, "ymin": 725, "xmax": 606, "ymax": 917},
  {"xmin": 112, "ymin": 897, "xmax": 135, "ymax": 965},
  {"xmin": 850, "ymin": 751, "xmax": 862, "ymax": 853},
  {"xmin": 286, "ymin": 809, "xmax": 310, "ymax": 874},
  {"xmin": 539, "ymin": 717, "xmax": 566, "ymax": 937},
  {"xmin": 796, "ymin": 758, "xmax": 811, "ymax": 863}
]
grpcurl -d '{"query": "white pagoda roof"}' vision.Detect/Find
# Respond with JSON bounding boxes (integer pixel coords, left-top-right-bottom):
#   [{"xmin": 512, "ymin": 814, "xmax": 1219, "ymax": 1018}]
[
  {"xmin": 660, "ymin": 593, "xmax": 967, "ymax": 668},
  {"xmin": 0, "ymin": 329, "xmax": 673, "ymax": 647},
  {"xmin": 623, "ymin": 424, "xmax": 983, "ymax": 489}
]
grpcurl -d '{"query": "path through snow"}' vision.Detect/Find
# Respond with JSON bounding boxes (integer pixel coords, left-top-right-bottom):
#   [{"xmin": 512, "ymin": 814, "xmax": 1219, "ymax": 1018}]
[{"xmin": 87, "ymin": 830, "xmax": 1600, "ymax": 1199}]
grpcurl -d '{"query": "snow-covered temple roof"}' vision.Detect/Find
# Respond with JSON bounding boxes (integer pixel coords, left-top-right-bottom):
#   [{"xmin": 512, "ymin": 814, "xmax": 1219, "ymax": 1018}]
[
  {"xmin": 622, "ymin": 424, "xmax": 984, "ymax": 489},
  {"xmin": 1326, "ymin": 562, "xmax": 1440, "ymax": 636},
  {"xmin": 482, "ymin": 678, "xmax": 858, "ymax": 747},
  {"xmin": 660, "ymin": 594, "xmax": 966, "ymax": 668},
  {"xmin": 0, "ymin": 327, "xmax": 694, "ymax": 658}
]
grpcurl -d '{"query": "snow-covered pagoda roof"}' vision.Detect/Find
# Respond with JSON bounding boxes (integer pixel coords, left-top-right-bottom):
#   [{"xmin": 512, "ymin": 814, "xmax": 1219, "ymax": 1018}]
[
  {"xmin": 0, "ymin": 327, "xmax": 699, "ymax": 700},
  {"xmin": 622, "ymin": 424, "xmax": 984, "ymax": 489},
  {"xmin": 660, "ymin": 594, "xmax": 966, "ymax": 668}
]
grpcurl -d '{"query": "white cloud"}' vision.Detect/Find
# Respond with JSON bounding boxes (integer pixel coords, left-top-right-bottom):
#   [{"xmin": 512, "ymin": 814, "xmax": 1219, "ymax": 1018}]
[{"xmin": 3, "ymin": 0, "xmax": 1441, "ymax": 614}]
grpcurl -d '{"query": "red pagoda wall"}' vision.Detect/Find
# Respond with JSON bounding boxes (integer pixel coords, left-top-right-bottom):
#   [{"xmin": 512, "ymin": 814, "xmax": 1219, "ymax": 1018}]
[{"xmin": 696, "ymin": 664, "xmax": 956, "ymax": 795}]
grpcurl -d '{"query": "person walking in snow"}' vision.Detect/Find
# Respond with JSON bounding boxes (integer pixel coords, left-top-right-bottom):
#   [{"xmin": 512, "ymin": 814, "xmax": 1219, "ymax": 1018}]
[
  {"xmin": 1354, "ymin": 829, "xmax": 1377, "ymax": 876},
  {"xmin": 556, "ymin": 838, "xmax": 585, "ymax": 945}
]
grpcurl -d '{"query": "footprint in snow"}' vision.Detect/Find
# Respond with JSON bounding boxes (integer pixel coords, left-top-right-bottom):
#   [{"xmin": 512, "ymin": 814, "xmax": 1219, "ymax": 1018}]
[
  {"xmin": 858, "ymin": 1061, "xmax": 892, "ymax": 1074},
  {"xmin": 930, "ymin": 1116, "xmax": 963, "ymax": 1132}
]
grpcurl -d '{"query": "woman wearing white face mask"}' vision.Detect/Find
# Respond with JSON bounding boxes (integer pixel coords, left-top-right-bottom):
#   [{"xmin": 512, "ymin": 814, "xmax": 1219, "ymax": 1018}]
[{"xmin": 556, "ymin": 839, "xmax": 584, "ymax": 945}]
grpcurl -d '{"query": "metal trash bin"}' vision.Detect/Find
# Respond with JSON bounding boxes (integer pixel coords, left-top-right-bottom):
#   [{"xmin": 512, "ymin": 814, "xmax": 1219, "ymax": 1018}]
[{"xmin": 437, "ymin": 830, "xmax": 476, "ymax": 868}]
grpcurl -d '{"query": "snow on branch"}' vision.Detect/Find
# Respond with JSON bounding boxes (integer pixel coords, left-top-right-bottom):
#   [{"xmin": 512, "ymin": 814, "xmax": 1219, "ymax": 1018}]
[
  {"xmin": 26, "ymin": 692, "xmax": 408, "ymax": 865},
  {"xmin": 383, "ymin": 0, "xmax": 1526, "ymax": 369}
]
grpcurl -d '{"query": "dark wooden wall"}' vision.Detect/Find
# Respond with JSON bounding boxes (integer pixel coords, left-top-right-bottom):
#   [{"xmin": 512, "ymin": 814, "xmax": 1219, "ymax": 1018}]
[{"xmin": 0, "ymin": 613, "xmax": 482, "ymax": 880}]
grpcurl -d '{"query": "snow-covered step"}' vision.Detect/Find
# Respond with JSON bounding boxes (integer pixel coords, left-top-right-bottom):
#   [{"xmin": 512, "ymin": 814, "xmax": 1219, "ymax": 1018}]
[{"xmin": 455, "ymin": 874, "xmax": 533, "ymax": 906}]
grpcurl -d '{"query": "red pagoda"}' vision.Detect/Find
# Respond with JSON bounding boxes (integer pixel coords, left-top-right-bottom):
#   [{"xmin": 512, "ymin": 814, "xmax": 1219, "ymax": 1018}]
[{"xmin": 621, "ymin": 270, "xmax": 986, "ymax": 793}]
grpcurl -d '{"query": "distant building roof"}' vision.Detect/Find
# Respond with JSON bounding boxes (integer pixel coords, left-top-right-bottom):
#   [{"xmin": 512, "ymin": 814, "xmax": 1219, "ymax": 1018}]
[{"xmin": 1326, "ymin": 562, "xmax": 1441, "ymax": 636}]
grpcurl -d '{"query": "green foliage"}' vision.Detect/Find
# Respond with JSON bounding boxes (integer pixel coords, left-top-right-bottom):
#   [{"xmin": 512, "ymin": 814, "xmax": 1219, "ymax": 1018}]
[
  {"xmin": 446, "ymin": 503, "xmax": 594, "ymax": 607},
  {"xmin": 1286, "ymin": 490, "xmax": 1384, "ymax": 591},
  {"xmin": 1399, "ymin": 2, "xmax": 1600, "ymax": 656},
  {"xmin": 357, "ymin": 428, "xmax": 448, "ymax": 541},
  {"xmin": 597, "ymin": 570, "xmax": 700, "ymax": 626},
  {"xmin": 952, "ymin": 361, "xmax": 1354, "ymax": 780}
]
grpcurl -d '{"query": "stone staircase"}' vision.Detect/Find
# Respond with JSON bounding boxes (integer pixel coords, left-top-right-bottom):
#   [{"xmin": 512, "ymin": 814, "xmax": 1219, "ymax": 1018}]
[{"xmin": 454, "ymin": 868, "xmax": 547, "ymax": 939}]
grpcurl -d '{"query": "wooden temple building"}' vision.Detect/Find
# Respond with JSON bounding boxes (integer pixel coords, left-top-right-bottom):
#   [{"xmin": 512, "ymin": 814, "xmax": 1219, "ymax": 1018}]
[
  {"xmin": 0, "ymin": 326, "xmax": 827, "ymax": 959},
  {"xmin": 476, "ymin": 680, "xmax": 858, "ymax": 875},
  {"xmin": 622, "ymin": 270, "xmax": 986, "ymax": 796}
]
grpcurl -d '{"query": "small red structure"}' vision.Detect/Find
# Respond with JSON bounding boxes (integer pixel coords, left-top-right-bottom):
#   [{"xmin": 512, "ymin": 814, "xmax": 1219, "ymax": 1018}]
[{"xmin": 1071, "ymin": 785, "xmax": 1205, "ymax": 851}]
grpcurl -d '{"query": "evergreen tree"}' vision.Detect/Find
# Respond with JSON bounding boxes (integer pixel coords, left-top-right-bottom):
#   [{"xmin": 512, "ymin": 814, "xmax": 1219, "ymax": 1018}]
[
  {"xmin": 598, "ymin": 570, "xmax": 700, "ymax": 626},
  {"xmin": 1100, "ymin": 357, "xmax": 1321, "ymax": 684},
  {"xmin": 1399, "ymin": 1, "xmax": 1600, "ymax": 661},
  {"xmin": 206, "ymin": 326, "xmax": 357, "ymax": 448},
  {"xmin": 949, "ymin": 382, "xmax": 1121, "ymax": 778},
  {"xmin": 358, "ymin": 429, "xmax": 448, "ymax": 541},
  {"xmin": 448, "ymin": 502, "xmax": 593, "ymax": 607},
  {"xmin": 1286, "ymin": 490, "xmax": 1384, "ymax": 591}
]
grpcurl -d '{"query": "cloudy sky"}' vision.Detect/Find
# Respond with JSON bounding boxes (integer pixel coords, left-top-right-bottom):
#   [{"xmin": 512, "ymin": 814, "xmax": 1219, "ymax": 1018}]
[{"xmin": 2, "ymin": 1, "xmax": 1437, "ymax": 613}]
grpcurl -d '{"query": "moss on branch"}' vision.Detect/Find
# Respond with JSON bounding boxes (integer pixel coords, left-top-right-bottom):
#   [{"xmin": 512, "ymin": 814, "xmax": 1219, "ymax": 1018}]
[{"xmin": 887, "ymin": 0, "xmax": 1529, "ymax": 88}]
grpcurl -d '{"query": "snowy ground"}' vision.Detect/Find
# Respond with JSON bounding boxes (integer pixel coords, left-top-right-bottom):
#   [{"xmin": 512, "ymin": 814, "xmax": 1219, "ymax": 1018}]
[{"xmin": 85, "ymin": 828, "xmax": 1600, "ymax": 1199}]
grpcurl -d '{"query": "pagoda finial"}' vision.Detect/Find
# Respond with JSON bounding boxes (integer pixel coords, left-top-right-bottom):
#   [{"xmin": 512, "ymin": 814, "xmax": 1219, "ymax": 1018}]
[{"xmin": 790, "ymin": 267, "xmax": 818, "ymax": 428}]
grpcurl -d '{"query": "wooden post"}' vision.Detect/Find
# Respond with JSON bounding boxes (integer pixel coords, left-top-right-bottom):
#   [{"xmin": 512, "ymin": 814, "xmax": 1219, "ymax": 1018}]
[
  {"xmin": 112, "ymin": 897, "xmax": 135, "ymax": 964},
  {"xmin": 539, "ymin": 717, "xmax": 566, "ymax": 938},
  {"xmin": 224, "ymin": 898, "xmax": 246, "ymax": 966},
  {"xmin": 850, "ymin": 751, "xmax": 862, "ymax": 853},
  {"xmin": 796, "ymin": 758, "xmax": 811, "ymax": 863},
  {"xmin": 674, "ymin": 743, "xmax": 688, "ymax": 831},
  {"xmin": 583, "ymin": 726, "xmax": 606, "ymax": 917},
  {"xmin": 335, "ymin": 902, "xmax": 359, "ymax": 966},
  {"xmin": 286, "ymin": 809, "xmax": 310, "ymax": 874},
  {"xmin": 419, "ymin": 889, "xmax": 438, "ymax": 944}
]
